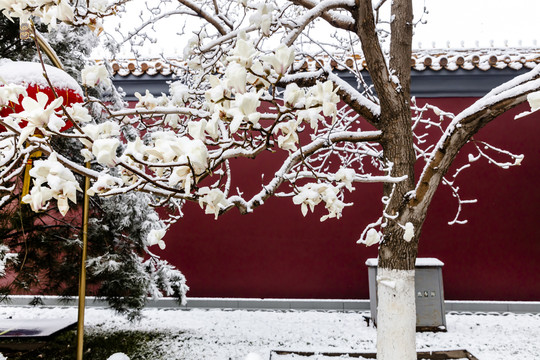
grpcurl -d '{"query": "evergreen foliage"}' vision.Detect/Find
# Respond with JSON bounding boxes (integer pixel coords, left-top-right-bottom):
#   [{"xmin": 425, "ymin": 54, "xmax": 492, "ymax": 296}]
[{"xmin": 0, "ymin": 20, "xmax": 188, "ymax": 320}]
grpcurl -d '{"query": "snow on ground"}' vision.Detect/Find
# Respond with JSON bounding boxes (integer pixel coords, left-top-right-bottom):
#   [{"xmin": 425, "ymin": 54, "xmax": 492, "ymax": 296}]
[{"xmin": 0, "ymin": 306, "xmax": 539, "ymax": 359}]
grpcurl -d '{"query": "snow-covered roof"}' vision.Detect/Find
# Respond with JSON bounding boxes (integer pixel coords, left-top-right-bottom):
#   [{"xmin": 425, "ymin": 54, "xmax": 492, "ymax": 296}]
[
  {"xmin": 0, "ymin": 60, "xmax": 83, "ymax": 96},
  {"xmin": 109, "ymin": 48, "xmax": 540, "ymax": 77}
]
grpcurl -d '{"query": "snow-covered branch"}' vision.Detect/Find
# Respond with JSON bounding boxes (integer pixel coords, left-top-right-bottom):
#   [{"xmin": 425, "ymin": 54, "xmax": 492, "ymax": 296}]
[
  {"xmin": 289, "ymin": 0, "xmax": 356, "ymax": 31},
  {"xmin": 413, "ymin": 64, "xmax": 540, "ymax": 215},
  {"xmin": 178, "ymin": 0, "xmax": 229, "ymax": 36},
  {"xmin": 283, "ymin": 0, "xmax": 355, "ymax": 46}
]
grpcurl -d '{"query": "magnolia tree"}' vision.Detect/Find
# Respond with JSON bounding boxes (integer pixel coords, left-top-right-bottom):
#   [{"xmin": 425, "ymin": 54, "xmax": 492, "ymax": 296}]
[{"xmin": 1, "ymin": 0, "xmax": 540, "ymax": 359}]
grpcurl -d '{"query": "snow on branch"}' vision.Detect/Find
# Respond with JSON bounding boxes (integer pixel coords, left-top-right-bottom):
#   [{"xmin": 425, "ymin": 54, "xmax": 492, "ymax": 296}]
[
  {"xmin": 224, "ymin": 129, "xmax": 382, "ymax": 214},
  {"xmin": 178, "ymin": 0, "xmax": 229, "ymax": 36},
  {"xmin": 3, "ymin": 0, "xmax": 540, "ymax": 253},
  {"xmin": 283, "ymin": 0, "xmax": 356, "ymax": 46},
  {"xmin": 413, "ymin": 64, "xmax": 540, "ymax": 219}
]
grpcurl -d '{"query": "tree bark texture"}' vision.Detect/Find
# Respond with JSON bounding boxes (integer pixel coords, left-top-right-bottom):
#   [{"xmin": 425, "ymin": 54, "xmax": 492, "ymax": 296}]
[{"xmin": 356, "ymin": 1, "xmax": 418, "ymax": 359}]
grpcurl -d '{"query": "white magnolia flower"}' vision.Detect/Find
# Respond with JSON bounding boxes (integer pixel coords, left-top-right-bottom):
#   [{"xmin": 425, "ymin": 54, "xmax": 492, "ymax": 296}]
[
  {"xmin": 124, "ymin": 137, "xmax": 148, "ymax": 160},
  {"xmin": 22, "ymin": 184, "xmax": 54, "ymax": 213},
  {"xmin": 249, "ymin": 2, "xmax": 273, "ymax": 35},
  {"xmin": 334, "ymin": 168, "xmax": 356, "ymax": 192},
  {"xmin": 262, "ymin": 44, "xmax": 294, "ymax": 75},
  {"xmin": 224, "ymin": 62, "xmax": 247, "ymax": 94},
  {"xmin": 145, "ymin": 133, "xmax": 208, "ymax": 176},
  {"xmin": 156, "ymin": 93, "xmax": 169, "ymax": 107},
  {"xmin": 0, "ymin": 83, "xmax": 27, "ymax": 106},
  {"xmin": 92, "ymin": 138, "xmax": 119, "ymax": 166},
  {"xmin": 81, "ymin": 123, "xmax": 101, "ymax": 142},
  {"xmin": 306, "ymin": 80, "xmax": 340, "ymax": 121},
  {"xmin": 297, "ymin": 108, "xmax": 324, "ymax": 132},
  {"xmin": 0, "ymin": 0, "xmax": 32, "ymax": 22},
  {"xmin": 146, "ymin": 132, "xmax": 181, "ymax": 163},
  {"xmin": 247, "ymin": 60, "xmax": 270, "ymax": 89},
  {"xmin": 292, "ymin": 185, "xmax": 321, "ymax": 216},
  {"xmin": 147, "ymin": 229, "xmax": 167, "ymax": 250},
  {"xmin": 81, "ymin": 121, "xmax": 120, "ymax": 141},
  {"xmin": 403, "ymin": 222, "xmax": 414, "ymax": 242},
  {"xmin": 275, "ymin": 119, "xmax": 299, "ymax": 152},
  {"xmin": 227, "ymin": 90, "xmax": 261, "ymax": 133},
  {"xmin": 283, "ymin": 83, "xmax": 305, "ymax": 108},
  {"xmin": 164, "ymin": 113, "xmax": 180, "ymax": 128},
  {"xmin": 188, "ymin": 119, "xmax": 208, "ymax": 140},
  {"xmin": 47, "ymin": 112, "xmax": 66, "ymax": 132},
  {"xmin": 198, "ymin": 187, "xmax": 229, "ymax": 220},
  {"xmin": 66, "ymin": 103, "xmax": 92, "ymax": 123},
  {"xmin": 205, "ymin": 77, "xmax": 227, "ymax": 104},
  {"xmin": 292, "ymin": 183, "xmax": 345, "ymax": 221},
  {"xmin": 38, "ymin": 0, "xmax": 74, "ymax": 27},
  {"xmin": 10, "ymin": 92, "xmax": 64, "ymax": 144},
  {"xmin": 80, "ymin": 148, "xmax": 93, "ymax": 162},
  {"xmin": 56, "ymin": 0, "xmax": 74, "ymax": 22},
  {"xmin": 89, "ymin": 0, "xmax": 109, "ymax": 13},
  {"xmin": 319, "ymin": 185, "xmax": 345, "ymax": 221},
  {"xmin": 168, "ymin": 165, "xmax": 191, "ymax": 189},
  {"xmin": 364, "ymin": 228, "xmax": 381, "ymax": 247},
  {"xmin": 170, "ymin": 81, "xmax": 190, "ymax": 106},
  {"xmin": 87, "ymin": 173, "xmax": 122, "ymax": 196},
  {"xmin": 183, "ymin": 138, "xmax": 208, "ymax": 171},
  {"xmin": 22, "ymin": 153, "xmax": 81, "ymax": 216},
  {"xmin": 135, "ymin": 89, "xmax": 157, "ymax": 109},
  {"xmin": 81, "ymin": 64, "xmax": 111, "ymax": 87},
  {"xmin": 227, "ymin": 38, "xmax": 257, "ymax": 68},
  {"xmin": 205, "ymin": 116, "xmax": 220, "ymax": 140},
  {"xmin": 98, "ymin": 121, "xmax": 120, "ymax": 138}
]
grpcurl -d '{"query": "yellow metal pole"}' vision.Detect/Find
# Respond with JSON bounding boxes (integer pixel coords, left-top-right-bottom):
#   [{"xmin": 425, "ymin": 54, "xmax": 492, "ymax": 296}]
[
  {"xmin": 21, "ymin": 146, "xmax": 42, "ymax": 198},
  {"xmin": 77, "ymin": 161, "xmax": 91, "ymax": 360},
  {"xmin": 21, "ymin": 22, "xmax": 90, "ymax": 359}
]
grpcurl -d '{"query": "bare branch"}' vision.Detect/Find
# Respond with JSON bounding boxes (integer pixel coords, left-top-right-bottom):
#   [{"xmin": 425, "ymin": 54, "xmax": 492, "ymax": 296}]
[
  {"xmin": 178, "ymin": 0, "xmax": 228, "ymax": 36},
  {"xmin": 289, "ymin": 0, "xmax": 355, "ymax": 32},
  {"xmin": 355, "ymin": 0, "xmax": 394, "ymax": 109},
  {"xmin": 413, "ymin": 66, "xmax": 540, "ymax": 214},
  {"xmin": 226, "ymin": 130, "xmax": 382, "ymax": 214},
  {"xmin": 283, "ymin": 0, "xmax": 356, "ymax": 46},
  {"xmin": 389, "ymin": 0, "xmax": 413, "ymax": 99}
]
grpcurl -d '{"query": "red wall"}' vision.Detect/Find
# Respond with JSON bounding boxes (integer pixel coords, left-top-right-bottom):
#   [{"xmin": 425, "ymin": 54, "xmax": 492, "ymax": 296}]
[{"xmin": 158, "ymin": 98, "xmax": 540, "ymax": 301}]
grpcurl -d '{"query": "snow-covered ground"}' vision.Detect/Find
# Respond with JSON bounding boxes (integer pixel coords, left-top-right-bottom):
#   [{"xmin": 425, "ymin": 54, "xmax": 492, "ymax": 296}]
[{"xmin": 1, "ymin": 306, "xmax": 539, "ymax": 359}]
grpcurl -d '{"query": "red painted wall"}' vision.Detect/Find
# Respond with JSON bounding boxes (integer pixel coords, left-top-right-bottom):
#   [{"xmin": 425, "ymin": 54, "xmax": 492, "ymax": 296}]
[{"xmin": 157, "ymin": 97, "xmax": 540, "ymax": 301}]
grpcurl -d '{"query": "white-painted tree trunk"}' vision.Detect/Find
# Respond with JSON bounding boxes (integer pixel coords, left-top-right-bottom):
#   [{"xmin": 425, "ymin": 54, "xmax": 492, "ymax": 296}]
[{"xmin": 376, "ymin": 268, "xmax": 416, "ymax": 360}]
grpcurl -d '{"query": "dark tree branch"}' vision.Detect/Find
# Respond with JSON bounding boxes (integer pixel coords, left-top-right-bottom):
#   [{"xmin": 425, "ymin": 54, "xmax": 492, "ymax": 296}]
[
  {"xmin": 413, "ymin": 73, "xmax": 540, "ymax": 216},
  {"xmin": 227, "ymin": 129, "xmax": 383, "ymax": 215},
  {"xmin": 389, "ymin": 0, "xmax": 413, "ymax": 99},
  {"xmin": 290, "ymin": 0, "xmax": 356, "ymax": 32},
  {"xmin": 178, "ymin": 0, "xmax": 228, "ymax": 36}
]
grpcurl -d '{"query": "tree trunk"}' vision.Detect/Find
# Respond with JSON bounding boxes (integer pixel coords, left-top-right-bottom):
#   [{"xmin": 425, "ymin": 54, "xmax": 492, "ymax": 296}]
[
  {"xmin": 355, "ymin": 0, "xmax": 420, "ymax": 358},
  {"xmin": 375, "ymin": 120, "xmax": 418, "ymax": 360},
  {"xmin": 376, "ymin": 93, "xmax": 418, "ymax": 360},
  {"xmin": 376, "ymin": 268, "xmax": 416, "ymax": 360}
]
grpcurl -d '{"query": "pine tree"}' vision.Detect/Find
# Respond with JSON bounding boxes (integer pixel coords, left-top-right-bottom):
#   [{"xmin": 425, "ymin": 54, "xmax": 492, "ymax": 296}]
[{"xmin": 0, "ymin": 19, "xmax": 188, "ymax": 320}]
